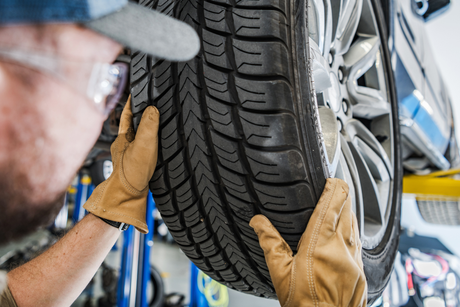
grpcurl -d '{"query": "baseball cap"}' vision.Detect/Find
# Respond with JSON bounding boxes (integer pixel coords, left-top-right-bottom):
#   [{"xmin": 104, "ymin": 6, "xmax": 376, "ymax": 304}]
[{"xmin": 0, "ymin": 0, "xmax": 200, "ymax": 62}]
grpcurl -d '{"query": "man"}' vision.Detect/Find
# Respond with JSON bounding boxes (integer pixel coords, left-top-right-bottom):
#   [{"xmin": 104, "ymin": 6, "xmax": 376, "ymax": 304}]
[
  {"xmin": 0, "ymin": 1, "xmax": 198, "ymax": 306},
  {"xmin": 0, "ymin": 1, "xmax": 367, "ymax": 306}
]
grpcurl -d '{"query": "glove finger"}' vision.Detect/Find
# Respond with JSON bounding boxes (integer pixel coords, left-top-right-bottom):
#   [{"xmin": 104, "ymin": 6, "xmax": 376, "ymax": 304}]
[
  {"xmin": 317, "ymin": 178, "xmax": 349, "ymax": 233},
  {"xmin": 249, "ymin": 215, "xmax": 293, "ymax": 271},
  {"xmin": 296, "ymin": 178, "xmax": 348, "ymax": 256},
  {"xmin": 119, "ymin": 95, "xmax": 134, "ymax": 136},
  {"xmin": 132, "ymin": 106, "xmax": 160, "ymax": 154},
  {"xmin": 250, "ymin": 215, "xmax": 294, "ymax": 305},
  {"xmin": 123, "ymin": 106, "xmax": 160, "ymax": 191},
  {"xmin": 348, "ymin": 263, "xmax": 368, "ymax": 307}
]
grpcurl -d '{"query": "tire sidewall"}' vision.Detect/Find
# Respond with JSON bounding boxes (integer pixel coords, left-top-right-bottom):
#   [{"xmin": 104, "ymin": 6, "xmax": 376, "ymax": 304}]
[
  {"xmin": 362, "ymin": 0, "xmax": 402, "ymax": 300},
  {"xmin": 149, "ymin": 265, "xmax": 166, "ymax": 307},
  {"xmin": 90, "ymin": 158, "xmax": 113, "ymax": 186}
]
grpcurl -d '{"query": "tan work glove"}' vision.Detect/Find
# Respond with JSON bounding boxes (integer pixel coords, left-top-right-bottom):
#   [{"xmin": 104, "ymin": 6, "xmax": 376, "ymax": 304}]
[
  {"xmin": 84, "ymin": 97, "xmax": 159, "ymax": 234},
  {"xmin": 250, "ymin": 178, "xmax": 367, "ymax": 307}
]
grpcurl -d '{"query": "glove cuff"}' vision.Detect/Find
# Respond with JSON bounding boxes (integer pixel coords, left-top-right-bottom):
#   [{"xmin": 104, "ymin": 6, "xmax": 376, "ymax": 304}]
[
  {"xmin": 98, "ymin": 216, "xmax": 130, "ymax": 231},
  {"xmin": 83, "ymin": 174, "xmax": 149, "ymax": 234}
]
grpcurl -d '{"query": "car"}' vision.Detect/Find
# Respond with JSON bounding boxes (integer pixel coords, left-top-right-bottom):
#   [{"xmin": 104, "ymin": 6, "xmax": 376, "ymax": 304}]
[{"xmin": 96, "ymin": 0, "xmax": 456, "ymax": 302}]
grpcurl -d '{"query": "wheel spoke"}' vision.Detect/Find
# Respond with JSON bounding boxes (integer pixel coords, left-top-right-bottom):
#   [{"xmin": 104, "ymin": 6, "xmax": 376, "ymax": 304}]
[
  {"xmin": 343, "ymin": 36, "xmax": 380, "ymax": 80},
  {"xmin": 319, "ymin": 107, "xmax": 341, "ymax": 176},
  {"xmin": 342, "ymin": 37, "xmax": 390, "ymax": 119},
  {"xmin": 344, "ymin": 119, "xmax": 393, "ymax": 240},
  {"xmin": 355, "ymin": 138, "xmax": 390, "ymax": 183},
  {"xmin": 308, "ymin": 0, "xmax": 325, "ymax": 53},
  {"xmin": 345, "ymin": 120, "xmax": 393, "ymax": 179},
  {"xmin": 330, "ymin": 0, "xmax": 341, "ymax": 48},
  {"xmin": 337, "ymin": 134, "xmax": 364, "ymax": 236},
  {"xmin": 308, "ymin": 0, "xmax": 335, "ymax": 56},
  {"xmin": 356, "ymin": 138, "xmax": 391, "ymax": 220},
  {"xmin": 374, "ymin": 53, "xmax": 388, "ymax": 101},
  {"xmin": 348, "ymin": 85, "xmax": 390, "ymax": 119},
  {"xmin": 322, "ymin": 0, "xmax": 333, "ymax": 57},
  {"xmin": 333, "ymin": 0, "xmax": 363, "ymax": 55},
  {"xmin": 347, "ymin": 139, "xmax": 385, "ymax": 227},
  {"xmin": 310, "ymin": 38, "xmax": 332, "ymax": 93}
]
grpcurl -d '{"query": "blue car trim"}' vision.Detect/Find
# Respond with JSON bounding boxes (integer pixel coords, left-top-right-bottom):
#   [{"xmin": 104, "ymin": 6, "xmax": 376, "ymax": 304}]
[
  {"xmin": 413, "ymin": 103, "xmax": 447, "ymax": 149},
  {"xmin": 400, "ymin": 92, "xmax": 420, "ymax": 118},
  {"xmin": 400, "ymin": 91, "xmax": 448, "ymax": 149}
]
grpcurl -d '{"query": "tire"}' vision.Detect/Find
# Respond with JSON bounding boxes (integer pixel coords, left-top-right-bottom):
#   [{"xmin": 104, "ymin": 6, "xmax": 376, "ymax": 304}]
[
  {"xmin": 130, "ymin": 0, "xmax": 401, "ymax": 301},
  {"xmin": 149, "ymin": 265, "xmax": 166, "ymax": 307},
  {"xmin": 90, "ymin": 158, "xmax": 113, "ymax": 186}
]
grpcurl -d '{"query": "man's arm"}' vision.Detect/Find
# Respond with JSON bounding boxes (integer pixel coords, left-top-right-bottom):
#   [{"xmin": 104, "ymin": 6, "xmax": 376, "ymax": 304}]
[
  {"xmin": 6, "ymin": 98, "xmax": 159, "ymax": 307},
  {"xmin": 7, "ymin": 214, "xmax": 120, "ymax": 307}
]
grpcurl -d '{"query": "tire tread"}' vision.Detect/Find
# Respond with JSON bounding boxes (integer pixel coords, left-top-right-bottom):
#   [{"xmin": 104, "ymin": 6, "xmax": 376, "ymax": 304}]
[{"xmin": 131, "ymin": 0, "xmax": 323, "ymax": 297}]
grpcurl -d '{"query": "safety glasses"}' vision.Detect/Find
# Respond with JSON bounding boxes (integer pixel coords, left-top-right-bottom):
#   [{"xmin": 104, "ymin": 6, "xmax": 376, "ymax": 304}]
[{"xmin": 0, "ymin": 48, "xmax": 128, "ymax": 117}]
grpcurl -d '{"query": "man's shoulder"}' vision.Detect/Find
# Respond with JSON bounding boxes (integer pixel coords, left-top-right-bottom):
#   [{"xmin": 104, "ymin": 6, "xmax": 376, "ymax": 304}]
[
  {"xmin": 0, "ymin": 271, "xmax": 6, "ymax": 294},
  {"xmin": 0, "ymin": 271, "xmax": 18, "ymax": 307}
]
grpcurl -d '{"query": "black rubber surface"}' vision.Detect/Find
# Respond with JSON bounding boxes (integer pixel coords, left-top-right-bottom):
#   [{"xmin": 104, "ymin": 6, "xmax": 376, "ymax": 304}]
[
  {"xmin": 130, "ymin": 0, "xmax": 327, "ymax": 297},
  {"xmin": 129, "ymin": 0, "xmax": 401, "ymax": 300},
  {"xmin": 149, "ymin": 265, "xmax": 166, "ymax": 307},
  {"xmin": 358, "ymin": 0, "xmax": 402, "ymax": 302},
  {"xmin": 90, "ymin": 158, "xmax": 112, "ymax": 186}
]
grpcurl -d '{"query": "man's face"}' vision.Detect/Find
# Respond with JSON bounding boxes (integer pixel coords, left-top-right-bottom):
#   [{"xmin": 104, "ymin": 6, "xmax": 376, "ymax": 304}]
[{"xmin": 0, "ymin": 24, "xmax": 122, "ymax": 244}]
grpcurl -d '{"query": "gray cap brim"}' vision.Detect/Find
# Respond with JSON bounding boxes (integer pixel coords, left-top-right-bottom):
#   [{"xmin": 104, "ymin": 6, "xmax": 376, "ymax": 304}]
[{"xmin": 85, "ymin": 2, "xmax": 200, "ymax": 62}]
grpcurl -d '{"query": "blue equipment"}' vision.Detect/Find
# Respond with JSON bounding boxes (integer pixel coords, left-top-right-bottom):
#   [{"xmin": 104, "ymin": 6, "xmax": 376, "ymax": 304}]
[
  {"xmin": 73, "ymin": 172, "xmax": 156, "ymax": 307},
  {"xmin": 72, "ymin": 173, "xmax": 220, "ymax": 307}
]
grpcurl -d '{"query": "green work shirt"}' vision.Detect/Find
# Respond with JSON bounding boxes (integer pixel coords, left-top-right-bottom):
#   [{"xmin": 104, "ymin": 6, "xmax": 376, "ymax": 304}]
[{"xmin": 0, "ymin": 271, "xmax": 17, "ymax": 307}]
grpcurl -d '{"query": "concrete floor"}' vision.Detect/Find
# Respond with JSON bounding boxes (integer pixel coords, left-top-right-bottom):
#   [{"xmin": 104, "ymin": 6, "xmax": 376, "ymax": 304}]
[
  {"xmin": 150, "ymin": 239, "xmax": 280, "ymax": 307},
  {"xmin": 150, "ymin": 240, "xmax": 190, "ymax": 303}
]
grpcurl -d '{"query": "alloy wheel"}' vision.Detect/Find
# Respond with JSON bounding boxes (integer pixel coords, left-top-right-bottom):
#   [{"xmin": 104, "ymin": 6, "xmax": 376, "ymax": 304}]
[{"xmin": 309, "ymin": 0, "xmax": 395, "ymax": 249}]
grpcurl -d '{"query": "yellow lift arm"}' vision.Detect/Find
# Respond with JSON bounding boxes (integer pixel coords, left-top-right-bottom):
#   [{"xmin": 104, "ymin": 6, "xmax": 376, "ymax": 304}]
[{"xmin": 403, "ymin": 168, "xmax": 460, "ymax": 197}]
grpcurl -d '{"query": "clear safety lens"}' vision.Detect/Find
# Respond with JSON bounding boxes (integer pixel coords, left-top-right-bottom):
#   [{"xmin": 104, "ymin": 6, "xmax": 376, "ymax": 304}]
[
  {"xmin": 87, "ymin": 62, "xmax": 128, "ymax": 116},
  {"xmin": 0, "ymin": 48, "xmax": 128, "ymax": 117}
]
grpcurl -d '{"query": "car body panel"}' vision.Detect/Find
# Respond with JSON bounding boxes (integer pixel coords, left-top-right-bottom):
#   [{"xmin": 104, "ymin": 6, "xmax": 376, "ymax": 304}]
[{"xmin": 389, "ymin": 0, "xmax": 454, "ymax": 170}]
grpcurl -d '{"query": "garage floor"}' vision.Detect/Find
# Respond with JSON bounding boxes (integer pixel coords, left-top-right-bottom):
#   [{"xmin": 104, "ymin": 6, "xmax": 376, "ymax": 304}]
[{"xmin": 150, "ymin": 239, "xmax": 280, "ymax": 307}]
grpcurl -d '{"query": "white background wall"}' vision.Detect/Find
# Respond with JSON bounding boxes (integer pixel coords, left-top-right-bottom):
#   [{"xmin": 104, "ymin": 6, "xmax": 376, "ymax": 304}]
[{"xmin": 425, "ymin": 2, "xmax": 460, "ymax": 135}]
